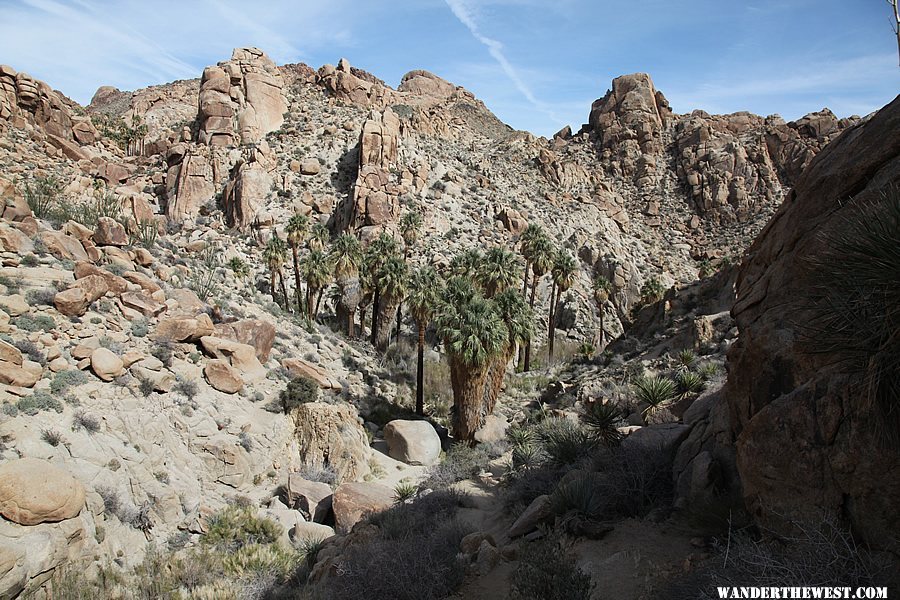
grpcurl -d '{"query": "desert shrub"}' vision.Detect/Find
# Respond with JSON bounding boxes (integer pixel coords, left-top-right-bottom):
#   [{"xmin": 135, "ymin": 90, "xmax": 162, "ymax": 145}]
[
  {"xmin": 0, "ymin": 275, "xmax": 22, "ymax": 294},
  {"xmin": 151, "ymin": 343, "xmax": 174, "ymax": 367},
  {"xmin": 72, "ymin": 410, "xmax": 101, "ymax": 433},
  {"xmin": 238, "ymin": 432, "xmax": 253, "ymax": 452},
  {"xmin": 697, "ymin": 362, "xmax": 722, "ymax": 381},
  {"xmin": 279, "ymin": 376, "xmax": 319, "ymax": 412},
  {"xmin": 41, "ymin": 428, "xmax": 65, "ymax": 447},
  {"xmin": 503, "ymin": 465, "xmax": 565, "ymax": 512},
  {"xmin": 675, "ymin": 348, "xmax": 697, "ymax": 369},
  {"xmin": 421, "ymin": 443, "xmax": 491, "ymax": 490},
  {"xmin": 22, "ymin": 174, "xmax": 63, "ymax": 219},
  {"xmin": 320, "ymin": 514, "xmax": 469, "ymax": 600},
  {"xmin": 13, "ymin": 314, "xmax": 56, "ymax": 332},
  {"xmin": 17, "ymin": 392, "xmax": 63, "ymax": 415},
  {"xmin": 203, "ymin": 507, "xmax": 282, "ymax": 553},
  {"xmin": 138, "ymin": 377, "xmax": 155, "ymax": 397},
  {"xmin": 50, "ymin": 368, "xmax": 89, "ymax": 394},
  {"xmin": 134, "ymin": 219, "xmax": 158, "ymax": 249},
  {"xmin": 640, "ymin": 277, "xmax": 666, "ymax": 305},
  {"xmin": 25, "ymin": 288, "xmax": 56, "ymax": 307},
  {"xmin": 1, "ymin": 403, "xmax": 18, "ymax": 417},
  {"xmin": 803, "ymin": 185, "xmax": 900, "ymax": 443},
  {"xmin": 130, "ymin": 318, "xmax": 148, "ymax": 337},
  {"xmin": 14, "ymin": 339, "xmax": 45, "ymax": 364},
  {"xmin": 587, "ymin": 444, "xmax": 674, "ymax": 518},
  {"xmin": 655, "ymin": 517, "xmax": 889, "ymax": 599},
  {"xmin": 173, "ymin": 376, "xmax": 198, "ymax": 400},
  {"xmin": 98, "ymin": 336, "xmax": 123, "ymax": 354},
  {"xmin": 511, "ymin": 441, "xmax": 547, "ymax": 471},
  {"xmin": 509, "ymin": 535, "xmax": 594, "ymax": 600},
  {"xmin": 19, "ymin": 254, "xmax": 39, "ymax": 267},
  {"xmin": 535, "ymin": 418, "xmax": 596, "ymax": 465},
  {"xmin": 227, "ymin": 256, "xmax": 250, "ymax": 278},
  {"xmin": 293, "ymin": 463, "xmax": 338, "ymax": 487}
]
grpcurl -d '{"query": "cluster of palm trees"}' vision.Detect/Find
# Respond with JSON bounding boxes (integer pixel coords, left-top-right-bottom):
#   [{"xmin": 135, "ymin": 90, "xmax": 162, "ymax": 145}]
[{"xmin": 261, "ymin": 213, "xmax": 584, "ymax": 443}]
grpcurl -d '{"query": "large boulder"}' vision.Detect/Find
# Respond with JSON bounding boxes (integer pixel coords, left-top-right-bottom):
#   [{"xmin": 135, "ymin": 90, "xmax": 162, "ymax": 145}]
[
  {"xmin": 154, "ymin": 313, "xmax": 215, "ymax": 342},
  {"xmin": 383, "ymin": 420, "xmax": 441, "ymax": 466},
  {"xmin": 725, "ymin": 96, "xmax": 900, "ymax": 552},
  {"xmin": 214, "ymin": 319, "xmax": 275, "ymax": 362},
  {"xmin": 286, "ymin": 474, "xmax": 333, "ymax": 523},
  {"xmin": 90, "ymin": 347, "xmax": 124, "ymax": 381},
  {"xmin": 293, "ymin": 402, "xmax": 372, "ymax": 483},
  {"xmin": 92, "ymin": 217, "xmax": 128, "ymax": 246},
  {"xmin": 331, "ymin": 482, "xmax": 394, "ymax": 533},
  {"xmin": 0, "ymin": 360, "xmax": 42, "ymax": 388},
  {"xmin": 0, "ymin": 458, "xmax": 85, "ymax": 525},
  {"xmin": 199, "ymin": 336, "xmax": 266, "ymax": 382},
  {"xmin": 204, "ymin": 359, "xmax": 243, "ymax": 394}
]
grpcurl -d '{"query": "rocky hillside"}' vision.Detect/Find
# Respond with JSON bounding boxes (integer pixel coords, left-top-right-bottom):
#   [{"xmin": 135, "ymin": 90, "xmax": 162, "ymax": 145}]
[{"xmin": 0, "ymin": 46, "xmax": 893, "ymax": 599}]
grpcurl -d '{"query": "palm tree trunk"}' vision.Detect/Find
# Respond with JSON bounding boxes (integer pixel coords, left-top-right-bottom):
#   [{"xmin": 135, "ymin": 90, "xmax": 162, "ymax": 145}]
[
  {"xmin": 522, "ymin": 262, "xmax": 531, "ymax": 295},
  {"xmin": 279, "ymin": 271, "xmax": 289, "ymax": 311},
  {"xmin": 269, "ymin": 269, "xmax": 277, "ymax": 306},
  {"xmin": 291, "ymin": 245, "xmax": 302, "ymax": 313},
  {"xmin": 415, "ymin": 323, "xmax": 426, "ymax": 415},
  {"xmin": 548, "ymin": 282, "xmax": 557, "ymax": 363},
  {"xmin": 394, "ymin": 302, "xmax": 403, "ymax": 344},
  {"xmin": 599, "ymin": 305, "xmax": 605, "ymax": 350},
  {"xmin": 348, "ymin": 308, "xmax": 355, "ymax": 338},
  {"xmin": 484, "ymin": 345, "xmax": 514, "ymax": 416},
  {"xmin": 370, "ymin": 286, "xmax": 381, "ymax": 346},
  {"xmin": 375, "ymin": 296, "xmax": 396, "ymax": 351},
  {"xmin": 314, "ymin": 289, "xmax": 324, "ymax": 318},
  {"xmin": 524, "ymin": 275, "xmax": 539, "ymax": 371},
  {"xmin": 306, "ymin": 286, "xmax": 314, "ymax": 319},
  {"xmin": 450, "ymin": 359, "xmax": 489, "ymax": 443}
]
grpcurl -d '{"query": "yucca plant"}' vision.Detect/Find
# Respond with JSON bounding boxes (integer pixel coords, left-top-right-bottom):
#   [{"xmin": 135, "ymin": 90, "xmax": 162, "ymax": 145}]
[
  {"xmin": 393, "ymin": 481, "xmax": 419, "ymax": 504},
  {"xmin": 675, "ymin": 349, "xmax": 697, "ymax": 370},
  {"xmin": 697, "ymin": 362, "xmax": 722, "ymax": 381},
  {"xmin": 676, "ymin": 370, "xmax": 706, "ymax": 397},
  {"xmin": 511, "ymin": 442, "xmax": 546, "ymax": 471},
  {"xmin": 550, "ymin": 471, "xmax": 606, "ymax": 520},
  {"xmin": 633, "ymin": 375, "xmax": 678, "ymax": 416},
  {"xmin": 506, "ymin": 425, "xmax": 535, "ymax": 448},
  {"xmin": 803, "ymin": 185, "xmax": 900, "ymax": 443},
  {"xmin": 582, "ymin": 401, "xmax": 623, "ymax": 446},
  {"xmin": 536, "ymin": 418, "xmax": 596, "ymax": 465}
]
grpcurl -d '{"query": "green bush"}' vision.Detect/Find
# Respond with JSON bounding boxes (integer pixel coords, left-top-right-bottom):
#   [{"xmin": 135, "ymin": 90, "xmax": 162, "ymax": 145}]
[
  {"xmin": 17, "ymin": 392, "xmax": 63, "ymax": 415},
  {"xmin": 279, "ymin": 376, "xmax": 319, "ymax": 412},
  {"xmin": 422, "ymin": 443, "xmax": 491, "ymax": 490},
  {"xmin": 202, "ymin": 507, "xmax": 281, "ymax": 553},
  {"xmin": 640, "ymin": 277, "xmax": 666, "ymax": 305},
  {"xmin": 676, "ymin": 370, "xmax": 706, "ymax": 396},
  {"xmin": 633, "ymin": 375, "xmax": 678, "ymax": 414},
  {"xmin": 13, "ymin": 314, "xmax": 56, "ymax": 332},
  {"xmin": 22, "ymin": 175, "xmax": 63, "ymax": 219},
  {"xmin": 509, "ymin": 535, "xmax": 594, "ymax": 600},
  {"xmin": 581, "ymin": 401, "xmax": 623, "ymax": 446},
  {"xmin": 536, "ymin": 418, "xmax": 596, "ymax": 465},
  {"xmin": 50, "ymin": 368, "xmax": 89, "ymax": 394}
]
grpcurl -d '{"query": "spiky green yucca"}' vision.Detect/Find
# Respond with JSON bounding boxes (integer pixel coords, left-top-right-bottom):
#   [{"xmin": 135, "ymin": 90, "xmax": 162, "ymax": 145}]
[
  {"xmin": 393, "ymin": 481, "xmax": 418, "ymax": 504},
  {"xmin": 676, "ymin": 370, "xmax": 706, "ymax": 397},
  {"xmin": 634, "ymin": 375, "xmax": 678, "ymax": 414},
  {"xmin": 805, "ymin": 186, "xmax": 900, "ymax": 442},
  {"xmin": 582, "ymin": 401, "xmax": 623, "ymax": 446},
  {"xmin": 407, "ymin": 266, "xmax": 442, "ymax": 414}
]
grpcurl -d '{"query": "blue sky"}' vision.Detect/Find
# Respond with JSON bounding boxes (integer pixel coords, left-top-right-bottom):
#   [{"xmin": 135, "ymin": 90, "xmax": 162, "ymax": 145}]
[{"xmin": 0, "ymin": 0, "xmax": 897, "ymax": 137}]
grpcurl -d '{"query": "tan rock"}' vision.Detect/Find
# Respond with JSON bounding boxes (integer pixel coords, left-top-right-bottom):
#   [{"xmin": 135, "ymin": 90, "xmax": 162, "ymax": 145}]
[
  {"xmin": 48, "ymin": 357, "xmax": 69, "ymax": 372},
  {"xmin": 90, "ymin": 347, "xmax": 124, "ymax": 381},
  {"xmin": 92, "ymin": 216, "xmax": 128, "ymax": 246},
  {"xmin": 384, "ymin": 420, "xmax": 441, "ymax": 466},
  {"xmin": 154, "ymin": 313, "xmax": 215, "ymax": 342},
  {"xmin": 120, "ymin": 291, "xmax": 165, "ymax": 317},
  {"xmin": 293, "ymin": 402, "xmax": 371, "ymax": 483},
  {"xmin": 200, "ymin": 336, "xmax": 266, "ymax": 382},
  {"xmin": 121, "ymin": 270, "xmax": 161, "ymax": 293},
  {"xmin": 0, "ymin": 224, "xmax": 34, "ymax": 254},
  {"xmin": 131, "ymin": 364, "xmax": 175, "ymax": 392},
  {"xmin": 72, "ymin": 274, "xmax": 109, "ymax": 303},
  {"xmin": 0, "ymin": 295, "xmax": 28, "ymax": 317},
  {"xmin": 0, "ymin": 340, "xmax": 22, "ymax": 366},
  {"xmin": 73, "ymin": 261, "xmax": 128, "ymax": 294},
  {"xmin": 299, "ymin": 159, "xmax": 320, "ymax": 175},
  {"xmin": 332, "ymin": 482, "xmax": 393, "ymax": 533},
  {"xmin": 282, "ymin": 358, "xmax": 342, "ymax": 390},
  {"xmin": 286, "ymin": 474, "xmax": 333, "ymax": 523},
  {"xmin": 204, "ymin": 359, "xmax": 243, "ymax": 394},
  {"xmin": 39, "ymin": 231, "xmax": 89, "ymax": 262},
  {"xmin": 0, "ymin": 359, "xmax": 41, "ymax": 387},
  {"xmin": 53, "ymin": 287, "xmax": 90, "ymax": 317},
  {"xmin": 213, "ymin": 319, "xmax": 275, "ymax": 362},
  {"xmin": 133, "ymin": 247, "xmax": 153, "ymax": 267},
  {"xmin": 0, "ymin": 458, "xmax": 85, "ymax": 525}
]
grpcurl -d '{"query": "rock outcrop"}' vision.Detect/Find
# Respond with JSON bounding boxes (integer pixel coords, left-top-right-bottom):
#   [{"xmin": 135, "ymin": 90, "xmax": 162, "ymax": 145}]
[
  {"xmin": 0, "ymin": 459, "xmax": 85, "ymax": 525},
  {"xmin": 725, "ymin": 95, "xmax": 900, "ymax": 551},
  {"xmin": 292, "ymin": 403, "xmax": 372, "ymax": 483},
  {"xmin": 198, "ymin": 47, "xmax": 287, "ymax": 147}
]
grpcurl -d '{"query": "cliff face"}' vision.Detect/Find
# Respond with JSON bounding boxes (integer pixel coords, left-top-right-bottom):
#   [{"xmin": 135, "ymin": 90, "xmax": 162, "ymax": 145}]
[
  {"xmin": 724, "ymin": 95, "xmax": 900, "ymax": 550},
  {"xmin": 583, "ymin": 73, "xmax": 855, "ymax": 225}
]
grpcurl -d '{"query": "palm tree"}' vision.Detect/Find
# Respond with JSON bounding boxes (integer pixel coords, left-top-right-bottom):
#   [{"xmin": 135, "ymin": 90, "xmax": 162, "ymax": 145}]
[
  {"xmin": 374, "ymin": 254, "xmax": 408, "ymax": 350},
  {"xmin": 593, "ymin": 275, "xmax": 612, "ymax": 350},
  {"xmin": 435, "ymin": 279, "xmax": 506, "ymax": 442},
  {"xmin": 399, "ymin": 210, "xmax": 422, "ymax": 258},
  {"xmin": 519, "ymin": 224, "xmax": 545, "ymax": 295},
  {"xmin": 449, "ymin": 248, "xmax": 484, "ymax": 279},
  {"xmin": 477, "ymin": 246, "xmax": 522, "ymax": 298},
  {"xmin": 548, "ymin": 251, "xmax": 578, "ymax": 362},
  {"xmin": 285, "ymin": 214, "xmax": 310, "ymax": 313},
  {"xmin": 301, "ymin": 249, "xmax": 332, "ymax": 320},
  {"xmin": 407, "ymin": 266, "xmax": 442, "ymax": 414},
  {"xmin": 396, "ymin": 210, "xmax": 422, "ymax": 340},
  {"xmin": 365, "ymin": 233, "xmax": 399, "ymax": 346},
  {"xmin": 263, "ymin": 236, "xmax": 289, "ymax": 308},
  {"xmin": 484, "ymin": 288, "xmax": 533, "ymax": 415},
  {"xmin": 330, "ymin": 233, "xmax": 363, "ymax": 337},
  {"xmin": 308, "ymin": 222, "xmax": 330, "ymax": 251},
  {"xmin": 523, "ymin": 234, "xmax": 555, "ymax": 371}
]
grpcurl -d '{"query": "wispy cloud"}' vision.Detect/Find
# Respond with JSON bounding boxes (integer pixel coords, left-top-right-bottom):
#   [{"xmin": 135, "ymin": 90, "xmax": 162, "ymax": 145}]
[{"xmin": 443, "ymin": 0, "xmax": 563, "ymax": 124}]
